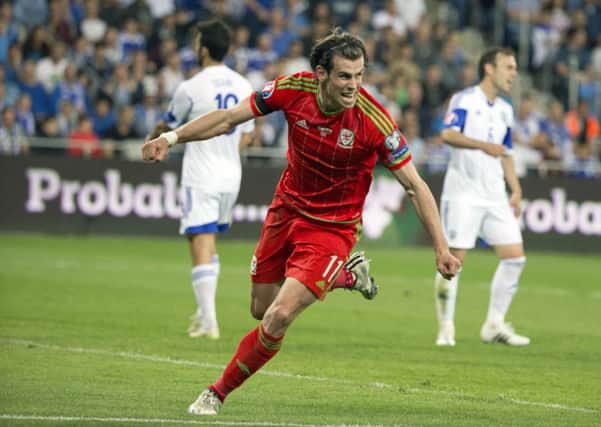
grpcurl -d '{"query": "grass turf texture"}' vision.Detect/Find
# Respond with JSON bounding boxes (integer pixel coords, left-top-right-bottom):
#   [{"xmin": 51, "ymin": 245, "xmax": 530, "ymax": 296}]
[{"xmin": 0, "ymin": 233, "xmax": 599, "ymax": 426}]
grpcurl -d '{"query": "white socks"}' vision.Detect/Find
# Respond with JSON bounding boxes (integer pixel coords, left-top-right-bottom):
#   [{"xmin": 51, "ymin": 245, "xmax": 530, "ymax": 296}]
[
  {"xmin": 486, "ymin": 256, "xmax": 526, "ymax": 324},
  {"xmin": 435, "ymin": 271, "xmax": 459, "ymax": 323},
  {"xmin": 191, "ymin": 257, "xmax": 220, "ymax": 330}
]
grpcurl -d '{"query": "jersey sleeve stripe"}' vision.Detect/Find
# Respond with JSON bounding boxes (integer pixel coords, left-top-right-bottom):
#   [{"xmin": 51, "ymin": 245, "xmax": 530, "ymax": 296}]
[
  {"xmin": 277, "ymin": 83, "xmax": 318, "ymax": 93},
  {"xmin": 387, "ymin": 153, "xmax": 412, "ymax": 170},
  {"xmin": 357, "ymin": 94, "xmax": 395, "ymax": 135}
]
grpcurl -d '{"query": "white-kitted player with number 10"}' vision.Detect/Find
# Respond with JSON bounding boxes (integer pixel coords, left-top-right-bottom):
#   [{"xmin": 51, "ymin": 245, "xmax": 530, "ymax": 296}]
[
  {"xmin": 149, "ymin": 19, "xmax": 255, "ymax": 340},
  {"xmin": 434, "ymin": 47, "xmax": 530, "ymax": 347}
]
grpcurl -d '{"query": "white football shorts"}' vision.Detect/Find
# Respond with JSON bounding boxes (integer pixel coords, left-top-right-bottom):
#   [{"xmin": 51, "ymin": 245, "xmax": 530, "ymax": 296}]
[
  {"xmin": 440, "ymin": 199, "xmax": 522, "ymax": 249},
  {"xmin": 179, "ymin": 186, "xmax": 239, "ymax": 235}
]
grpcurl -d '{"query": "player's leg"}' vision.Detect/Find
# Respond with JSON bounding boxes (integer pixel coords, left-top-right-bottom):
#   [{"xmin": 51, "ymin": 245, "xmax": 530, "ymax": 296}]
[
  {"xmin": 480, "ymin": 205, "xmax": 529, "ymax": 346},
  {"xmin": 187, "ymin": 232, "xmax": 219, "ymax": 338},
  {"xmin": 181, "ymin": 187, "xmax": 221, "ymax": 338},
  {"xmin": 434, "ymin": 200, "xmax": 482, "ymax": 346},
  {"xmin": 435, "ymin": 247, "xmax": 466, "ymax": 346},
  {"xmin": 188, "ymin": 277, "xmax": 316, "ymax": 415}
]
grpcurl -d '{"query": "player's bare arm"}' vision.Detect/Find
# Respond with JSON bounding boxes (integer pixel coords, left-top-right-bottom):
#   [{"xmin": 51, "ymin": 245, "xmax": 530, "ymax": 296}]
[
  {"xmin": 501, "ymin": 154, "xmax": 523, "ymax": 216},
  {"xmin": 441, "ymin": 128, "xmax": 506, "ymax": 157},
  {"xmin": 390, "ymin": 162, "xmax": 462, "ymax": 279},
  {"xmin": 142, "ymin": 96, "xmax": 256, "ymax": 162}
]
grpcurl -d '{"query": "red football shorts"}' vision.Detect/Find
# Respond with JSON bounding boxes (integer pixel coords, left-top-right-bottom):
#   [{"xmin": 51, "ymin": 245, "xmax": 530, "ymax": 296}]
[{"xmin": 251, "ymin": 195, "xmax": 360, "ymax": 300}]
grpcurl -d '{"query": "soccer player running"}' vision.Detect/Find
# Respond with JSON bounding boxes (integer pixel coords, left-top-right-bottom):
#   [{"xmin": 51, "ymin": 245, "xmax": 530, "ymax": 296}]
[
  {"xmin": 148, "ymin": 19, "xmax": 255, "ymax": 340},
  {"xmin": 143, "ymin": 28, "xmax": 461, "ymax": 415},
  {"xmin": 434, "ymin": 47, "xmax": 530, "ymax": 347}
]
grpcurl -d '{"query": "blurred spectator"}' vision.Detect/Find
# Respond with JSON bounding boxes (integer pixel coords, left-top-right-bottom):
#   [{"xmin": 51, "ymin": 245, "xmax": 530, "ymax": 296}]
[
  {"xmin": 247, "ymin": 33, "xmax": 278, "ymax": 73},
  {"xmin": 0, "ymin": 64, "xmax": 19, "ymax": 108},
  {"xmin": 347, "ymin": 2, "xmax": 373, "ymax": 39},
  {"xmin": 0, "ymin": 1, "xmax": 18, "ymax": 64},
  {"xmin": 47, "ymin": 0, "xmax": 78, "ymax": 44},
  {"xmin": 103, "ymin": 62, "xmax": 143, "ymax": 108},
  {"xmin": 400, "ymin": 108, "xmax": 426, "ymax": 167},
  {"xmin": 22, "ymin": 25, "xmax": 51, "ymax": 62},
  {"xmin": 328, "ymin": 0, "xmax": 357, "ymax": 27},
  {"xmin": 145, "ymin": 0, "xmax": 175, "ymax": 20},
  {"xmin": 122, "ymin": 0, "xmax": 154, "ymax": 39},
  {"xmin": 241, "ymin": 0, "xmax": 273, "ymax": 45},
  {"xmin": 18, "ymin": 60, "xmax": 55, "ymax": 124},
  {"xmin": 104, "ymin": 26, "xmax": 124, "ymax": 64},
  {"xmin": 5, "ymin": 42, "xmax": 23, "ymax": 84},
  {"xmin": 134, "ymin": 88, "xmax": 162, "ymax": 138},
  {"xmin": 394, "ymin": 0, "xmax": 426, "ymax": 32},
  {"xmin": 68, "ymin": 115, "xmax": 105, "ymax": 158},
  {"xmin": 578, "ymin": 64, "xmax": 601, "ymax": 116},
  {"xmin": 565, "ymin": 99, "xmax": 600, "ymax": 176},
  {"xmin": 540, "ymin": 99, "xmax": 575, "ymax": 169},
  {"xmin": 118, "ymin": 18, "xmax": 146, "ymax": 61},
  {"xmin": 105, "ymin": 105, "xmax": 137, "ymax": 158},
  {"xmin": 282, "ymin": 39, "xmax": 311, "ymax": 75},
  {"xmin": 410, "ymin": 18, "xmax": 435, "ymax": 70},
  {"xmin": 531, "ymin": 4, "xmax": 562, "ymax": 71},
  {"xmin": 15, "ymin": 94, "xmax": 36, "ymax": 137},
  {"xmin": 56, "ymin": 100, "xmax": 79, "ymax": 137},
  {"xmin": 512, "ymin": 95, "xmax": 548, "ymax": 175},
  {"xmin": 372, "ymin": 0, "xmax": 408, "ymax": 38},
  {"xmin": 13, "ymin": 0, "xmax": 49, "ymax": 32},
  {"xmin": 226, "ymin": 25, "xmax": 252, "ymax": 73},
  {"xmin": 553, "ymin": 27, "xmax": 590, "ymax": 105},
  {"xmin": 90, "ymin": 96, "xmax": 116, "ymax": 137},
  {"xmin": 159, "ymin": 50, "xmax": 184, "ymax": 101},
  {"xmin": 35, "ymin": 41, "xmax": 68, "ymax": 94},
  {"xmin": 285, "ymin": 0, "xmax": 311, "ymax": 38},
  {"xmin": 53, "ymin": 63, "xmax": 87, "ymax": 114},
  {"xmin": 0, "ymin": 106, "xmax": 29, "ymax": 156},
  {"xmin": 265, "ymin": 8, "xmax": 297, "ymax": 58},
  {"xmin": 80, "ymin": 0, "xmax": 108, "ymax": 43}
]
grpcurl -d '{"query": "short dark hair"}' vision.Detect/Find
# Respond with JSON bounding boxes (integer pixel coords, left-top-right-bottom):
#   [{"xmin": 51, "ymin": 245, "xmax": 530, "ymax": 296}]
[
  {"xmin": 309, "ymin": 27, "xmax": 368, "ymax": 72},
  {"xmin": 478, "ymin": 47, "xmax": 515, "ymax": 81},
  {"xmin": 196, "ymin": 19, "xmax": 231, "ymax": 61}
]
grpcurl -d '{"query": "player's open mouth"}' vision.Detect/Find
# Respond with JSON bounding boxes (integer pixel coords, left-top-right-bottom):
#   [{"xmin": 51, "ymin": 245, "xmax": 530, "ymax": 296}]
[{"xmin": 341, "ymin": 92, "xmax": 355, "ymax": 101}]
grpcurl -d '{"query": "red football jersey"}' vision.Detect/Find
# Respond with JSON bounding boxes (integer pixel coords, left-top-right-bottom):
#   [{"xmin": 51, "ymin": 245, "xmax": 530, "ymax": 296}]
[{"xmin": 250, "ymin": 71, "xmax": 411, "ymax": 223}]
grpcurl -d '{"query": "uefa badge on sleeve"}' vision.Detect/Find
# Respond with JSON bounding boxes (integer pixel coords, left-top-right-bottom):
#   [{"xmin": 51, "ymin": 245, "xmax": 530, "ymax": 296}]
[
  {"xmin": 337, "ymin": 128, "xmax": 355, "ymax": 149},
  {"xmin": 384, "ymin": 130, "xmax": 401, "ymax": 151}
]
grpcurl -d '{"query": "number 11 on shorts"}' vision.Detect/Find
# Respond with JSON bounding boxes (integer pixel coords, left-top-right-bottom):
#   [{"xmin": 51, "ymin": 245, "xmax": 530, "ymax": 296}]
[{"xmin": 322, "ymin": 255, "xmax": 343, "ymax": 283}]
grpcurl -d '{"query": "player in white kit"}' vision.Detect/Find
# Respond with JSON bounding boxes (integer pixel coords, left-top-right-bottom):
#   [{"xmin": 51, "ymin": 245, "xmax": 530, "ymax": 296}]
[
  {"xmin": 434, "ymin": 47, "xmax": 530, "ymax": 347},
  {"xmin": 150, "ymin": 19, "xmax": 255, "ymax": 339}
]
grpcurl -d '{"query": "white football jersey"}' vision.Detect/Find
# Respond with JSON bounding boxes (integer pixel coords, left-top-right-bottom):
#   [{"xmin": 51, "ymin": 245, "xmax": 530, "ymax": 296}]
[
  {"xmin": 441, "ymin": 85, "xmax": 514, "ymax": 204},
  {"xmin": 165, "ymin": 64, "xmax": 254, "ymax": 192}
]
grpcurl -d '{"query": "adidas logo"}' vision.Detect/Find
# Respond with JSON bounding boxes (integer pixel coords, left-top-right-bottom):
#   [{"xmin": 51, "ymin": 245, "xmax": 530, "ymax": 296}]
[{"xmin": 296, "ymin": 119, "xmax": 308, "ymax": 129}]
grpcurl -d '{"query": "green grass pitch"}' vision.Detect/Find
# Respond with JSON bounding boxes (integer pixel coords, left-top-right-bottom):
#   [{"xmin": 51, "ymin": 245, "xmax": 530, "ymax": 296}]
[{"xmin": 0, "ymin": 233, "xmax": 599, "ymax": 426}]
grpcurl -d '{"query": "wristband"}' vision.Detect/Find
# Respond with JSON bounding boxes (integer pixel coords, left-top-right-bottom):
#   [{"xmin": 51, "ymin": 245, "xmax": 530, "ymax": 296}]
[{"xmin": 160, "ymin": 131, "xmax": 178, "ymax": 147}]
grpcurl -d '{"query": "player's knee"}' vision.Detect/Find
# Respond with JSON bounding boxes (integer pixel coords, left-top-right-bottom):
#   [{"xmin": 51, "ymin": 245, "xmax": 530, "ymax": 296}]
[
  {"xmin": 250, "ymin": 302, "xmax": 267, "ymax": 320},
  {"xmin": 262, "ymin": 304, "xmax": 295, "ymax": 331}
]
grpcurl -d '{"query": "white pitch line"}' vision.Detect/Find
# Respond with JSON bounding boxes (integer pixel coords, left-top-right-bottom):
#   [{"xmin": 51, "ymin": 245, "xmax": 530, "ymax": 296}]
[
  {"xmin": 0, "ymin": 414, "xmax": 396, "ymax": 427},
  {"xmin": 2, "ymin": 338, "xmax": 598, "ymax": 415}
]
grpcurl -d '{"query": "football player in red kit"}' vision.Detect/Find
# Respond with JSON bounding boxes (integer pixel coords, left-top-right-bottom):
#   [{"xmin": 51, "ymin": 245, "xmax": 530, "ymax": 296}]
[{"xmin": 142, "ymin": 28, "xmax": 461, "ymax": 415}]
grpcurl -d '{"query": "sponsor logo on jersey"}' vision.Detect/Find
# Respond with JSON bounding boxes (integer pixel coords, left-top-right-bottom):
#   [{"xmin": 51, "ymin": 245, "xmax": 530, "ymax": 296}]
[
  {"xmin": 384, "ymin": 130, "xmax": 401, "ymax": 151},
  {"xmin": 261, "ymin": 81, "xmax": 275, "ymax": 99},
  {"xmin": 337, "ymin": 128, "xmax": 354, "ymax": 148},
  {"xmin": 296, "ymin": 119, "xmax": 309, "ymax": 129},
  {"xmin": 318, "ymin": 126, "xmax": 333, "ymax": 137}
]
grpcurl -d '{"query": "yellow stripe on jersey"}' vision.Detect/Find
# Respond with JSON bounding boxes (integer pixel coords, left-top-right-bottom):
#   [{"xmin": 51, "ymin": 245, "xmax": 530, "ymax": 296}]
[
  {"xmin": 278, "ymin": 75, "xmax": 318, "ymax": 87},
  {"xmin": 277, "ymin": 83, "xmax": 318, "ymax": 93},
  {"xmin": 356, "ymin": 94, "xmax": 395, "ymax": 136}
]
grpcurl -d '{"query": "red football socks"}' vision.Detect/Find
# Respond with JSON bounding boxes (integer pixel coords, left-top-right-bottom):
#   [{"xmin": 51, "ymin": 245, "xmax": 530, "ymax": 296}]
[
  {"xmin": 329, "ymin": 268, "xmax": 355, "ymax": 291},
  {"xmin": 210, "ymin": 322, "xmax": 284, "ymax": 401}
]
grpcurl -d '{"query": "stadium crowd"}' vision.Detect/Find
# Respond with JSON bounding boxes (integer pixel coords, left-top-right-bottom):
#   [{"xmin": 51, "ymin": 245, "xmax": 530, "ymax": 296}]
[{"xmin": 0, "ymin": 0, "xmax": 600, "ymax": 176}]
